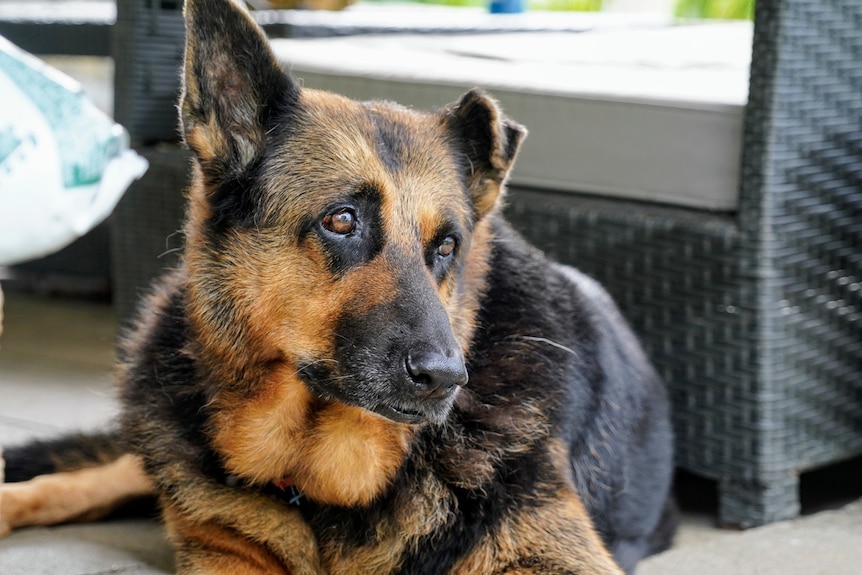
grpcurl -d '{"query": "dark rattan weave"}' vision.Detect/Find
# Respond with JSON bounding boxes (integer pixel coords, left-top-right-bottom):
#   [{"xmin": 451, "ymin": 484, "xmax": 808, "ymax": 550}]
[
  {"xmin": 110, "ymin": 146, "xmax": 189, "ymax": 324},
  {"xmin": 508, "ymin": 0, "xmax": 862, "ymax": 527}
]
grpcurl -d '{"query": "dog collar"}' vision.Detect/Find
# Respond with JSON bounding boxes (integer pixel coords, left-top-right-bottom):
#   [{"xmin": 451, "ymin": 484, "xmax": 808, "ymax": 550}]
[
  {"xmin": 224, "ymin": 474, "xmax": 306, "ymax": 508},
  {"xmin": 273, "ymin": 477, "xmax": 306, "ymax": 507}
]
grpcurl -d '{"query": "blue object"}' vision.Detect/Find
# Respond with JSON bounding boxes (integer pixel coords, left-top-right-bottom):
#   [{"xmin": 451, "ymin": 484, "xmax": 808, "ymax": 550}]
[{"xmin": 489, "ymin": 0, "xmax": 525, "ymax": 13}]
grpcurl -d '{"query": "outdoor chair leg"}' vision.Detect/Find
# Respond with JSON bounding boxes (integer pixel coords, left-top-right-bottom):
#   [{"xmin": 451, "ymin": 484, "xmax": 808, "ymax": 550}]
[{"xmin": 718, "ymin": 473, "xmax": 800, "ymax": 528}]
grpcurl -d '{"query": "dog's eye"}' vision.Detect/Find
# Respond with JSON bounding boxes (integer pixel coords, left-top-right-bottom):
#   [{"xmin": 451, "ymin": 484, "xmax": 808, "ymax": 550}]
[
  {"xmin": 437, "ymin": 236, "xmax": 456, "ymax": 257},
  {"xmin": 323, "ymin": 209, "xmax": 357, "ymax": 235}
]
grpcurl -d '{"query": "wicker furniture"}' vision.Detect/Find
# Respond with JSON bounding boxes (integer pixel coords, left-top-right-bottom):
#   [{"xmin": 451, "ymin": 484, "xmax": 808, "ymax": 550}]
[
  {"xmin": 104, "ymin": 0, "xmax": 861, "ymax": 527},
  {"xmin": 507, "ymin": 0, "xmax": 862, "ymax": 527}
]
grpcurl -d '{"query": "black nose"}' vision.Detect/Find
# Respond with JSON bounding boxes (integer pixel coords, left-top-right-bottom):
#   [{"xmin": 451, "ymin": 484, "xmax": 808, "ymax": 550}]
[{"xmin": 405, "ymin": 349, "xmax": 468, "ymax": 399}]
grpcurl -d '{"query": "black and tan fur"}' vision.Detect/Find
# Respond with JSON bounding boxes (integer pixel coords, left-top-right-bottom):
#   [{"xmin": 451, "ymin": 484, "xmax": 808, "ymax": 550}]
[{"xmin": 0, "ymin": 0, "xmax": 676, "ymax": 572}]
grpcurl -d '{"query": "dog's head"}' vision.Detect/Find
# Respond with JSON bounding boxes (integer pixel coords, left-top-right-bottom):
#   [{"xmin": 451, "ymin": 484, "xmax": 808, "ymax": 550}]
[{"xmin": 180, "ymin": 0, "xmax": 525, "ymax": 430}]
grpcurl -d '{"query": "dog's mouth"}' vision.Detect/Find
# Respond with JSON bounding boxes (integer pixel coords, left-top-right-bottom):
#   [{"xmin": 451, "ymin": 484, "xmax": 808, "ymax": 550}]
[
  {"xmin": 371, "ymin": 403, "xmax": 427, "ymax": 425},
  {"xmin": 298, "ymin": 363, "xmax": 459, "ymax": 426},
  {"xmin": 369, "ymin": 395, "xmax": 458, "ymax": 425}
]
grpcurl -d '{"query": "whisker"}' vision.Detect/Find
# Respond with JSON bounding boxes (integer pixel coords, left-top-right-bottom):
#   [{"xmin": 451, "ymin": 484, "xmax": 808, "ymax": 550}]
[
  {"xmin": 516, "ymin": 335, "xmax": 580, "ymax": 359},
  {"xmin": 158, "ymin": 247, "xmax": 184, "ymax": 259}
]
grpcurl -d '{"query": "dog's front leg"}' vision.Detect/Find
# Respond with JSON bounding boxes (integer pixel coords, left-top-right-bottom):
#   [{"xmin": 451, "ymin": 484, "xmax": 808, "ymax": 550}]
[
  {"xmin": 452, "ymin": 483, "xmax": 623, "ymax": 575},
  {"xmin": 0, "ymin": 454, "xmax": 153, "ymax": 535},
  {"xmin": 160, "ymin": 496, "xmax": 322, "ymax": 575},
  {"xmin": 163, "ymin": 503, "xmax": 291, "ymax": 575}
]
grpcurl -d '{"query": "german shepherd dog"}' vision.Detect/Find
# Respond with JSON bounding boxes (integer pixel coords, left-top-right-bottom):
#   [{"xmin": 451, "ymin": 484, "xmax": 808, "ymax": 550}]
[{"xmin": 0, "ymin": 0, "xmax": 676, "ymax": 572}]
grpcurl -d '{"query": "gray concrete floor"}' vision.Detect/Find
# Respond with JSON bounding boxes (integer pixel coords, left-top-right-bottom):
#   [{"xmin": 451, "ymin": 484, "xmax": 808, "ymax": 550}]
[{"xmin": 1, "ymin": 288, "xmax": 860, "ymax": 574}]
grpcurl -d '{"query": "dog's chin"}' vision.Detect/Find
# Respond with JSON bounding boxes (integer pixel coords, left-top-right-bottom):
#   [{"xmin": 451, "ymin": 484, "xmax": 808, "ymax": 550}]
[{"xmin": 369, "ymin": 393, "xmax": 459, "ymax": 426}]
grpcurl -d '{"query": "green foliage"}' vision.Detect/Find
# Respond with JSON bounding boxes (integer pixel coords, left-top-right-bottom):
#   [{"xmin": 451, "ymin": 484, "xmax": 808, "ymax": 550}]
[
  {"xmin": 530, "ymin": 0, "xmax": 603, "ymax": 11},
  {"xmin": 674, "ymin": 0, "xmax": 755, "ymax": 20}
]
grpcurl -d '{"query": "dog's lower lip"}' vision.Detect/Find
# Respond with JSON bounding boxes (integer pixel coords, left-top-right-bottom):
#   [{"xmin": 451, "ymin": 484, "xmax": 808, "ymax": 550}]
[{"xmin": 373, "ymin": 404, "xmax": 425, "ymax": 424}]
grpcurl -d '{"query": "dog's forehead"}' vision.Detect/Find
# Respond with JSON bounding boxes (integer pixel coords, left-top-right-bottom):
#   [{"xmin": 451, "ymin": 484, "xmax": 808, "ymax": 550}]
[
  {"xmin": 297, "ymin": 91, "xmax": 454, "ymax": 173},
  {"xmin": 266, "ymin": 89, "xmax": 470, "ymax": 224}
]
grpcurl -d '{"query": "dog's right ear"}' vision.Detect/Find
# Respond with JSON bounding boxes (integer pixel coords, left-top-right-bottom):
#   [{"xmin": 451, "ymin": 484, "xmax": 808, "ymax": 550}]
[{"xmin": 181, "ymin": 0, "xmax": 299, "ymax": 183}]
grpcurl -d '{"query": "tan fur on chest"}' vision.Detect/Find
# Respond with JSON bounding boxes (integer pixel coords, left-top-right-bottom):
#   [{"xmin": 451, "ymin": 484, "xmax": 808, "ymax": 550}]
[{"xmin": 211, "ymin": 364, "xmax": 414, "ymax": 507}]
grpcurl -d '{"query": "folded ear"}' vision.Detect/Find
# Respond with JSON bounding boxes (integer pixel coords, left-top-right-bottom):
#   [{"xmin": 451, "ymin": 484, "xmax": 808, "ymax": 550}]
[
  {"xmin": 444, "ymin": 90, "xmax": 526, "ymax": 218},
  {"xmin": 181, "ymin": 0, "xmax": 299, "ymax": 182}
]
